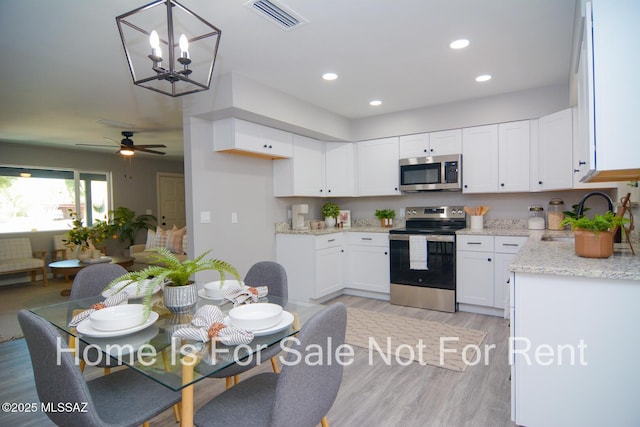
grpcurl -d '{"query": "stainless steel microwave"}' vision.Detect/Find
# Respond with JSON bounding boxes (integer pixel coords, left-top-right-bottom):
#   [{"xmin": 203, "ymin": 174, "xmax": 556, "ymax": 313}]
[{"xmin": 399, "ymin": 154, "xmax": 462, "ymax": 191}]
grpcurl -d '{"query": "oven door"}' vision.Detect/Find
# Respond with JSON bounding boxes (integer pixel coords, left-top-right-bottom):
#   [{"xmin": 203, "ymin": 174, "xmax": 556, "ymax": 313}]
[{"xmin": 389, "ymin": 234, "xmax": 456, "ymax": 290}]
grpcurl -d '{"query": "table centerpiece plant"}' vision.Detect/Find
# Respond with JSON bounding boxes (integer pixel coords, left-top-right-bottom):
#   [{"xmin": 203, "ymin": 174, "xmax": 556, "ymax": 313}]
[
  {"xmin": 105, "ymin": 247, "xmax": 240, "ymax": 316},
  {"xmin": 560, "ymin": 211, "xmax": 628, "ymax": 258}
]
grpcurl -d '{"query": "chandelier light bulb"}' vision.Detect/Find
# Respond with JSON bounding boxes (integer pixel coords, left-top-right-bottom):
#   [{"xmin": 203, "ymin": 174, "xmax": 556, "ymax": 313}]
[
  {"xmin": 149, "ymin": 30, "xmax": 160, "ymax": 49},
  {"xmin": 179, "ymin": 34, "xmax": 189, "ymax": 58}
]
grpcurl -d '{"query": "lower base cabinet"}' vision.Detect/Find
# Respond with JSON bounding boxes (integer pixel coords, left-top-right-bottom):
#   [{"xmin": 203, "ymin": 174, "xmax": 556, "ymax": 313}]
[
  {"xmin": 276, "ymin": 231, "xmax": 390, "ymax": 301},
  {"xmin": 457, "ymin": 234, "xmax": 527, "ymax": 315}
]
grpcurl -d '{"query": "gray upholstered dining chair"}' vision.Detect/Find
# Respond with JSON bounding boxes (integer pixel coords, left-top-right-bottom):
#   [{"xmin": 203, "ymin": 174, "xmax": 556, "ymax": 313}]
[
  {"xmin": 69, "ymin": 263, "xmax": 128, "ymax": 374},
  {"xmin": 69, "ymin": 263, "xmax": 128, "ymax": 300},
  {"xmin": 194, "ymin": 302, "xmax": 347, "ymax": 427},
  {"xmin": 18, "ymin": 309, "xmax": 181, "ymax": 427},
  {"xmin": 210, "ymin": 261, "xmax": 289, "ymax": 388}
]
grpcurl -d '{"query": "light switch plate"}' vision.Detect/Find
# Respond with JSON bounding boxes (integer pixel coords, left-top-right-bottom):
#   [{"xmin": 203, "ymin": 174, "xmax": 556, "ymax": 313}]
[
  {"xmin": 200, "ymin": 211, "xmax": 211, "ymax": 223},
  {"xmin": 231, "ymin": 212, "xmax": 238, "ymax": 224}
]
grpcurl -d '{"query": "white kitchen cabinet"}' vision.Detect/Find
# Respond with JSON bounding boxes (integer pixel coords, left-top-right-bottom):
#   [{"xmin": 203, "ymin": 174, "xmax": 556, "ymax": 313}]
[
  {"xmin": 274, "ymin": 139, "xmax": 357, "ymax": 197},
  {"xmin": 493, "ymin": 236, "xmax": 527, "ymax": 310},
  {"xmin": 457, "ymin": 234, "xmax": 526, "ymax": 314},
  {"xmin": 575, "ymin": 1, "xmax": 640, "ymax": 182},
  {"xmin": 275, "ymin": 233, "xmax": 345, "ymax": 301},
  {"xmin": 462, "ymin": 125, "xmax": 498, "ymax": 193},
  {"xmin": 325, "ymin": 142, "xmax": 356, "ymax": 196},
  {"xmin": 213, "ymin": 118, "xmax": 293, "ymax": 159},
  {"xmin": 498, "ymin": 121, "xmax": 530, "ymax": 192},
  {"xmin": 273, "ymin": 135, "xmax": 325, "ymax": 197},
  {"xmin": 511, "ymin": 272, "xmax": 640, "ymax": 426},
  {"xmin": 399, "ymin": 129, "xmax": 461, "ymax": 158},
  {"xmin": 429, "ymin": 129, "xmax": 462, "ymax": 156},
  {"xmin": 572, "ymin": 103, "xmax": 615, "ymax": 190},
  {"xmin": 530, "ymin": 109, "xmax": 573, "ymax": 191},
  {"xmin": 346, "ymin": 232, "xmax": 390, "ymax": 294},
  {"xmin": 356, "ymin": 137, "xmax": 401, "ymax": 196}
]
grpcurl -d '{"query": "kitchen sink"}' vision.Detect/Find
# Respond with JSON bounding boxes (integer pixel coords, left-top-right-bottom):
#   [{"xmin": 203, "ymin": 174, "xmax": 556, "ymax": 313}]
[{"xmin": 540, "ymin": 235, "xmax": 575, "ymax": 243}]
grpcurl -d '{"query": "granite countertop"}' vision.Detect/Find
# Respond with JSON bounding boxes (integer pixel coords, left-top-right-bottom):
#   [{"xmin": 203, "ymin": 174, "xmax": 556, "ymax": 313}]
[
  {"xmin": 456, "ymin": 226, "xmax": 639, "ymax": 281},
  {"xmin": 509, "ymin": 230, "xmax": 639, "ymax": 281},
  {"xmin": 276, "ymin": 225, "xmax": 394, "ymax": 235}
]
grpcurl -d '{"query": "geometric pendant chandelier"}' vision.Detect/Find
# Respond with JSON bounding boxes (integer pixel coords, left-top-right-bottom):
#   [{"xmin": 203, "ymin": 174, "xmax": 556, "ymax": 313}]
[{"xmin": 116, "ymin": 0, "xmax": 221, "ymax": 97}]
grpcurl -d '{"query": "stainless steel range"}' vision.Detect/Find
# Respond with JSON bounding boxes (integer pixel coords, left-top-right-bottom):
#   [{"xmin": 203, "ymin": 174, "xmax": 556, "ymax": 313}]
[{"xmin": 389, "ymin": 206, "xmax": 466, "ymax": 312}]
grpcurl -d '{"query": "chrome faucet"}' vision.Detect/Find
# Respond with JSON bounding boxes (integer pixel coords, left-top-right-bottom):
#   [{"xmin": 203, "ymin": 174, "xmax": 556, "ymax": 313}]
[{"xmin": 576, "ymin": 191, "xmax": 614, "ymax": 216}]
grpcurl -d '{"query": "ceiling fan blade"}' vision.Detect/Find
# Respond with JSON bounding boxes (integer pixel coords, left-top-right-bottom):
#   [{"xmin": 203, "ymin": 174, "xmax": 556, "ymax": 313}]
[
  {"xmin": 135, "ymin": 144, "xmax": 167, "ymax": 148},
  {"xmin": 103, "ymin": 137, "xmax": 121, "ymax": 145},
  {"xmin": 136, "ymin": 147, "xmax": 166, "ymax": 155},
  {"xmin": 76, "ymin": 143, "xmax": 116, "ymax": 148}
]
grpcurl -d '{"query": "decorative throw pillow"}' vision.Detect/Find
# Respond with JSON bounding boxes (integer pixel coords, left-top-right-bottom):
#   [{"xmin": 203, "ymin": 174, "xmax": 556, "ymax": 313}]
[
  {"xmin": 166, "ymin": 226, "xmax": 187, "ymax": 254},
  {"xmin": 144, "ymin": 229, "xmax": 156, "ymax": 250},
  {"xmin": 152, "ymin": 226, "xmax": 173, "ymax": 249}
]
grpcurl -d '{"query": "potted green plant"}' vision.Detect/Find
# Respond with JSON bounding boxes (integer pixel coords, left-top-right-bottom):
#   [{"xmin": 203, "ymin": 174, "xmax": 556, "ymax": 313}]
[
  {"xmin": 321, "ymin": 202, "xmax": 340, "ymax": 228},
  {"xmin": 375, "ymin": 209, "xmax": 396, "ymax": 227},
  {"xmin": 105, "ymin": 247, "xmax": 240, "ymax": 316},
  {"xmin": 106, "ymin": 207, "xmax": 157, "ymax": 248},
  {"xmin": 561, "ymin": 211, "xmax": 628, "ymax": 258}
]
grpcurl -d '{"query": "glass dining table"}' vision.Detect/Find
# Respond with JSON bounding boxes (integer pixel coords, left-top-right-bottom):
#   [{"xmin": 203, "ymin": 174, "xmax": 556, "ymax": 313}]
[{"xmin": 29, "ymin": 293, "xmax": 326, "ymax": 427}]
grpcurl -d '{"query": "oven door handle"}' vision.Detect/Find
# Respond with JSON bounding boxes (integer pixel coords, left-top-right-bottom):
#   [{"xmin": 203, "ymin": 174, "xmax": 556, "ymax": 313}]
[{"xmin": 389, "ymin": 234, "xmax": 455, "ymax": 243}]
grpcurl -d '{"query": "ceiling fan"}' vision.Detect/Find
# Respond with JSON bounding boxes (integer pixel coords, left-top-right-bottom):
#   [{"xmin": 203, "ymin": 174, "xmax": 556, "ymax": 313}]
[{"xmin": 77, "ymin": 131, "xmax": 167, "ymax": 156}]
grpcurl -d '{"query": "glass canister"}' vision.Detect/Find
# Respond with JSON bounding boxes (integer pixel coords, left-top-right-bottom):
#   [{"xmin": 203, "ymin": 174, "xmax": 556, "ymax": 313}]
[
  {"xmin": 528, "ymin": 205, "xmax": 545, "ymax": 230},
  {"xmin": 547, "ymin": 198, "xmax": 566, "ymax": 230}
]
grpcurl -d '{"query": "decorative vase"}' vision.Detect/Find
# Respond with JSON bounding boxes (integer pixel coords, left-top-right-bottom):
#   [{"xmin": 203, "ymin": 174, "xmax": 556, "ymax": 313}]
[
  {"xmin": 163, "ymin": 282, "xmax": 198, "ymax": 313},
  {"xmin": 76, "ymin": 247, "xmax": 91, "ymax": 261},
  {"xmin": 324, "ymin": 216, "xmax": 336, "ymax": 228},
  {"xmin": 574, "ymin": 229, "xmax": 614, "ymax": 258}
]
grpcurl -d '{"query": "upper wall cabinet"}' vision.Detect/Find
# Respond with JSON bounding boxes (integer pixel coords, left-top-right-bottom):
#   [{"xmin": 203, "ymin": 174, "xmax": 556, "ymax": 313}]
[
  {"xmin": 530, "ymin": 109, "xmax": 573, "ymax": 192},
  {"xmin": 498, "ymin": 120, "xmax": 530, "ymax": 193},
  {"xmin": 273, "ymin": 137, "xmax": 356, "ymax": 197},
  {"xmin": 325, "ymin": 142, "xmax": 356, "ymax": 197},
  {"xmin": 462, "ymin": 125, "xmax": 499, "ymax": 193},
  {"xmin": 357, "ymin": 137, "xmax": 401, "ymax": 196},
  {"xmin": 399, "ymin": 129, "xmax": 462, "ymax": 159},
  {"xmin": 213, "ymin": 118, "xmax": 293, "ymax": 159},
  {"xmin": 576, "ymin": 1, "xmax": 640, "ymax": 182}
]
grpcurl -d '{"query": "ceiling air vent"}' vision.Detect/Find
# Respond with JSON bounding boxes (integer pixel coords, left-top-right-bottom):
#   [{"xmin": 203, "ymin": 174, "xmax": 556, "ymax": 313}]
[{"xmin": 244, "ymin": 0, "xmax": 308, "ymax": 31}]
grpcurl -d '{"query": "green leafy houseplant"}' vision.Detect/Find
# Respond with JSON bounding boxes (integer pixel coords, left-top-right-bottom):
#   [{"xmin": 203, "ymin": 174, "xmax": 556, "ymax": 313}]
[
  {"xmin": 321, "ymin": 202, "xmax": 340, "ymax": 219},
  {"xmin": 105, "ymin": 247, "xmax": 240, "ymax": 317},
  {"xmin": 560, "ymin": 211, "xmax": 628, "ymax": 233},
  {"xmin": 106, "ymin": 207, "xmax": 157, "ymax": 248},
  {"xmin": 374, "ymin": 209, "xmax": 396, "ymax": 220}
]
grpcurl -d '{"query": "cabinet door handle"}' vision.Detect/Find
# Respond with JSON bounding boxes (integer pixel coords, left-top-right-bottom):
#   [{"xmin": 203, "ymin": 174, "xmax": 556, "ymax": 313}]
[
  {"xmin": 384, "ymin": 251, "xmax": 388, "ymax": 255},
  {"xmin": 500, "ymin": 183, "xmax": 505, "ymax": 187},
  {"xmin": 327, "ymin": 239, "xmax": 336, "ymax": 242},
  {"xmin": 502, "ymin": 243, "xmax": 519, "ymax": 247},
  {"xmin": 362, "ymin": 237, "xmax": 373, "ymax": 241},
  {"xmin": 263, "ymin": 144, "xmax": 268, "ymax": 148},
  {"xmin": 538, "ymin": 181, "xmax": 543, "ymax": 185},
  {"xmin": 579, "ymin": 160, "xmax": 586, "ymax": 166},
  {"xmin": 574, "ymin": 169, "xmax": 580, "ymax": 173},
  {"xmin": 467, "ymin": 242, "xmax": 482, "ymax": 245},
  {"xmin": 487, "ymin": 258, "xmax": 492, "ymax": 262},
  {"xmin": 319, "ymin": 189, "xmax": 323, "ymax": 193}
]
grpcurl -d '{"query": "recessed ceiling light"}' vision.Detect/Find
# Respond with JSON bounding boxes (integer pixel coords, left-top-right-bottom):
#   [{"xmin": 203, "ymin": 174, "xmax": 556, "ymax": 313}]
[
  {"xmin": 369, "ymin": 100, "xmax": 382, "ymax": 106},
  {"xmin": 450, "ymin": 39, "xmax": 470, "ymax": 49},
  {"xmin": 322, "ymin": 72, "xmax": 338, "ymax": 81},
  {"xmin": 475, "ymin": 74, "xmax": 492, "ymax": 82}
]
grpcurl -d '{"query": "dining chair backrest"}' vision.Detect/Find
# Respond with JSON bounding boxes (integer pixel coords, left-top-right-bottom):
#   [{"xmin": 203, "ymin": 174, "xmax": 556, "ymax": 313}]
[
  {"xmin": 18, "ymin": 309, "xmax": 105, "ymax": 426},
  {"xmin": 70, "ymin": 263, "xmax": 127, "ymax": 300},
  {"xmin": 244, "ymin": 261, "xmax": 288, "ymax": 299},
  {"xmin": 270, "ymin": 302, "xmax": 347, "ymax": 427}
]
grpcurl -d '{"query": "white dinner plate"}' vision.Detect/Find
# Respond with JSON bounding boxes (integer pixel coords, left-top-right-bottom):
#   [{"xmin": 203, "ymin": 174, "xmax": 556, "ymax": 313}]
[
  {"xmin": 76, "ymin": 312, "xmax": 159, "ymax": 337},
  {"xmin": 101, "ymin": 280, "xmax": 161, "ymax": 299},
  {"xmin": 198, "ymin": 288, "xmax": 225, "ymax": 301},
  {"xmin": 225, "ymin": 310, "xmax": 294, "ymax": 336}
]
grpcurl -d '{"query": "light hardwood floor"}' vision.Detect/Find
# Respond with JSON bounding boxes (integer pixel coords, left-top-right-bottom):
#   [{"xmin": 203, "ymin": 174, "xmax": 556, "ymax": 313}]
[{"xmin": 0, "ymin": 294, "xmax": 515, "ymax": 426}]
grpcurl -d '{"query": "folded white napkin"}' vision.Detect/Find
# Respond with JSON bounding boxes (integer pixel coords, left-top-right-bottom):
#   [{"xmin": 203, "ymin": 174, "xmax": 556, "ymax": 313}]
[
  {"xmin": 172, "ymin": 305, "xmax": 254, "ymax": 345},
  {"xmin": 224, "ymin": 283, "xmax": 268, "ymax": 306},
  {"xmin": 68, "ymin": 293, "xmax": 129, "ymax": 327}
]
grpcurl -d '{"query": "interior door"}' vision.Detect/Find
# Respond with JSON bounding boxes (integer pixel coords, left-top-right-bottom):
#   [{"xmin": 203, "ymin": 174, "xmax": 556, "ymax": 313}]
[{"xmin": 157, "ymin": 173, "xmax": 185, "ymax": 228}]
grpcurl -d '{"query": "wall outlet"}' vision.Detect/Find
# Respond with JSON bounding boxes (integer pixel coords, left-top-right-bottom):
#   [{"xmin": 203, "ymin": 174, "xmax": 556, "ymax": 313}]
[
  {"xmin": 231, "ymin": 212, "xmax": 238, "ymax": 224},
  {"xmin": 200, "ymin": 211, "xmax": 211, "ymax": 223}
]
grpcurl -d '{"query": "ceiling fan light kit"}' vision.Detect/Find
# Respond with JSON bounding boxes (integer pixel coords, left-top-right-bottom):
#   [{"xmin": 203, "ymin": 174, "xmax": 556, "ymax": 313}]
[{"xmin": 116, "ymin": 0, "xmax": 222, "ymax": 97}]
